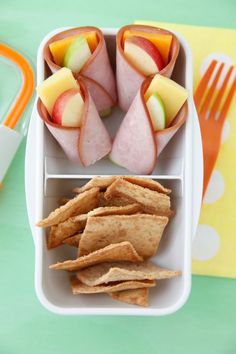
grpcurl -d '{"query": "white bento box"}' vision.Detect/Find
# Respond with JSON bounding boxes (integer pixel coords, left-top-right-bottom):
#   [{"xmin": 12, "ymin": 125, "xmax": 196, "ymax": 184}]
[{"xmin": 25, "ymin": 27, "xmax": 203, "ymax": 316}]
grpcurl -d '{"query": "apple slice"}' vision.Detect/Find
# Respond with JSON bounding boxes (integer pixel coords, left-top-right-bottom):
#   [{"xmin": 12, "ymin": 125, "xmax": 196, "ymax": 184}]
[
  {"xmin": 146, "ymin": 92, "xmax": 166, "ymax": 131},
  {"xmin": 100, "ymin": 108, "xmax": 112, "ymax": 118},
  {"xmin": 37, "ymin": 68, "xmax": 79, "ymax": 116},
  {"xmin": 123, "ymin": 30, "xmax": 172, "ymax": 66},
  {"xmin": 63, "ymin": 36, "xmax": 91, "ymax": 73},
  {"xmin": 145, "ymin": 74, "xmax": 188, "ymax": 127},
  {"xmin": 109, "ymin": 155, "xmax": 123, "ymax": 167},
  {"xmin": 52, "ymin": 88, "xmax": 84, "ymax": 127},
  {"xmin": 49, "ymin": 31, "xmax": 98, "ymax": 66},
  {"xmin": 124, "ymin": 36, "xmax": 164, "ymax": 76}
]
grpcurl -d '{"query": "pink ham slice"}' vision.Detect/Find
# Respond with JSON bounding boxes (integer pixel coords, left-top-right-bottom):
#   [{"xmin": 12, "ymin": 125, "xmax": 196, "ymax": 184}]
[
  {"xmin": 110, "ymin": 88, "xmax": 157, "ymax": 175},
  {"xmin": 79, "ymin": 88, "xmax": 112, "ymax": 166},
  {"xmin": 110, "ymin": 77, "xmax": 188, "ymax": 174},
  {"xmin": 80, "ymin": 76, "xmax": 114, "ymax": 114},
  {"xmin": 43, "ymin": 26, "xmax": 117, "ymax": 113},
  {"xmin": 80, "ymin": 34, "xmax": 117, "ymax": 107},
  {"xmin": 116, "ymin": 47, "xmax": 144, "ymax": 112},
  {"xmin": 37, "ymin": 81, "xmax": 111, "ymax": 166},
  {"xmin": 155, "ymin": 101, "xmax": 188, "ymax": 155},
  {"xmin": 116, "ymin": 25, "xmax": 180, "ymax": 112}
]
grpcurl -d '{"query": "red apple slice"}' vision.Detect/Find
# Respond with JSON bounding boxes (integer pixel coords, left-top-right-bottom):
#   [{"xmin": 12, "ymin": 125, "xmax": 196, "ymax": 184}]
[
  {"xmin": 124, "ymin": 36, "xmax": 164, "ymax": 76},
  {"xmin": 52, "ymin": 88, "xmax": 84, "ymax": 127}
]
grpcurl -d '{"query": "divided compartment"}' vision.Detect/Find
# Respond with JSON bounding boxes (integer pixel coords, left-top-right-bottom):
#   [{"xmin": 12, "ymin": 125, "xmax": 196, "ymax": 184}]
[
  {"xmin": 24, "ymin": 26, "xmax": 203, "ymax": 316},
  {"xmin": 39, "ymin": 27, "xmax": 187, "ymax": 177},
  {"xmin": 39, "ymin": 176, "xmax": 185, "ymax": 313}
]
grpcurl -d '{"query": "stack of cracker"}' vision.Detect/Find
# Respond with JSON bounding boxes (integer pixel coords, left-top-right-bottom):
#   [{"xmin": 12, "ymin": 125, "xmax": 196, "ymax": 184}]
[{"xmin": 37, "ymin": 176, "xmax": 180, "ymax": 307}]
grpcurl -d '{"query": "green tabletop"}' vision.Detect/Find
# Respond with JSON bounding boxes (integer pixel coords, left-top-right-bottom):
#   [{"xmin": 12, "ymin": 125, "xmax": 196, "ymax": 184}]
[{"xmin": 1, "ymin": 1, "xmax": 236, "ymax": 353}]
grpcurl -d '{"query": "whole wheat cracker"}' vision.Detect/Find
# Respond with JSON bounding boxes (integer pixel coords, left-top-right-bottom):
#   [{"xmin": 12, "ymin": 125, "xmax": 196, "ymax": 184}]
[
  {"xmin": 73, "ymin": 176, "xmax": 171, "ymax": 195},
  {"xmin": 98, "ymin": 192, "xmax": 107, "ymax": 207},
  {"xmin": 88, "ymin": 204, "xmax": 142, "ymax": 217},
  {"xmin": 73, "ymin": 176, "xmax": 116, "ymax": 193},
  {"xmin": 109, "ymin": 288, "xmax": 149, "ymax": 307},
  {"xmin": 78, "ymin": 214, "xmax": 169, "ymax": 258},
  {"xmin": 104, "ymin": 178, "xmax": 172, "ymax": 216},
  {"xmin": 58, "ymin": 197, "xmax": 71, "ymax": 206},
  {"xmin": 49, "ymin": 242, "xmax": 143, "ymax": 271},
  {"xmin": 123, "ymin": 176, "xmax": 171, "ymax": 194},
  {"xmin": 63, "ymin": 234, "xmax": 82, "ymax": 248},
  {"xmin": 48, "ymin": 204, "xmax": 142, "ymax": 249},
  {"xmin": 37, "ymin": 187, "xmax": 99, "ymax": 227},
  {"xmin": 71, "ymin": 277, "xmax": 156, "ymax": 294},
  {"xmin": 47, "ymin": 214, "xmax": 87, "ymax": 249},
  {"xmin": 98, "ymin": 192, "xmax": 132, "ymax": 207},
  {"xmin": 76, "ymin": 261, "xmax": 181, "ymax": 286}
]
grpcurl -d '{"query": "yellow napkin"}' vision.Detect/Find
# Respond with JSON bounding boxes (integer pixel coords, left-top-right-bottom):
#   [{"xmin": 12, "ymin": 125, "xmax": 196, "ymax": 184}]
[{"xmin": 135, "ymin": 20, "xmax": 236, "ymax": 278}]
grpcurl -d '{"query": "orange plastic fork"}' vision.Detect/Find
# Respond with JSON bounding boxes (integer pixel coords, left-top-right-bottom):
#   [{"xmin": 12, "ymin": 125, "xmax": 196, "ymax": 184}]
[{"xmin": 194, "ymin": 59, "xmax": 236, "ymax": 199}]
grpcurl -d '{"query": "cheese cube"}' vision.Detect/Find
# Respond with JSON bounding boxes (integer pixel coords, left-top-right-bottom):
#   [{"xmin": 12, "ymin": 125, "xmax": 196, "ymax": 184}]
[
  {"xmin": 37, "ymin": 68, "xmax": 79, "ymax": 115},
  {"xmin": 145, "ymin": 74, "xmax": 188, "ymax": 126}
]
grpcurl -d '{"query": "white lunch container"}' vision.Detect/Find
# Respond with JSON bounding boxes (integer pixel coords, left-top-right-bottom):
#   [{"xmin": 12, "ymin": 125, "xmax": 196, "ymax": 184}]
[{"xmin": 25, "ymin": 27, "xmax": 203, "ymax": 316}]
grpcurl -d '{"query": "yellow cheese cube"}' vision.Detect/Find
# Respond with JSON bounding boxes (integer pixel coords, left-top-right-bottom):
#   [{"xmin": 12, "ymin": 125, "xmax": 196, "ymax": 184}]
[
  {"xmin": 145, "ymin": 74, "xmax": 188, "ymax": 126},
  {"xmin": 37, "ymin": 67, "xmax": 79, "ymax": 115},
  {"xmin": 49, "ymin": 31, "xmax": 98, "ymax": 66}
]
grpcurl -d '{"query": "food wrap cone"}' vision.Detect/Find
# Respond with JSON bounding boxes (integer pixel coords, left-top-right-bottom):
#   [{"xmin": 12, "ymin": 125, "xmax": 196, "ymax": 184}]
[
  {"xmin": 37, "ymin": 80, "xmax": 111, "ymax": 166},
  {"xmin": 116, "ymin": 24, "xmax": 179, "ymax": 111},
  {"xmin": 110, "ymin": 76, "xmax": 188, "ymax": 174},
  {"xmin": 43, "ymin": 26, "xmax": 117, "ymax": 114}
]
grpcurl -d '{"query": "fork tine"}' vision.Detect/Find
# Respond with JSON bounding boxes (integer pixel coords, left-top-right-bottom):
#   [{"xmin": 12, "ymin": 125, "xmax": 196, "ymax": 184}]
[
  {"xmin": 210, "ymin": 65, "xmax": 234, "ymax": 119},
  {"xmin": 200, "ymin": 62, "xmax": 224, "ymax": 116},
  {"xmin": 218, "ymin": 75, "xmax": 236, "ymax": 122},
  {"xmin": 194, "ymin": 60, "xmax": 217, "ymax": 107}
]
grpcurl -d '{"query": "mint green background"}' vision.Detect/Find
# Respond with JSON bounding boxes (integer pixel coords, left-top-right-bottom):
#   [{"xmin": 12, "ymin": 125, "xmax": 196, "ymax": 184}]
[{"xmin": 1, "ymin": 1, "xmax": 236, "ymax": 353}]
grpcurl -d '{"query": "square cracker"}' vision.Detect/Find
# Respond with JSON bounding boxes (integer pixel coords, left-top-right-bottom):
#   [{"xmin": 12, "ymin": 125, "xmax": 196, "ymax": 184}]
[
  {"xmin": 47, "ymin": 214, "xmax": 87, "ymax": 249},
  {"xmin": 49, "ymin": 241, "xmax": 143, "ymax": 271},
  {"xmin": 71, "ymin": 277, "xmax": 156, "ymax": 294},
  {"xmin": 78, "ymin": 214, "xmax": 168, "ymax": 258},
  {"xmin": 109, "ymin": 288, "xmax": 149, "ymax": 307},
  {"xmin": 105, "ymin": 178, "xmax": 172, "ymax": 216},
  {"xmin": 37, "ymin": 187, "xmax": 99, "ymax": 227},
  {"xmin": 88, "ymin": 203, "xmax": 142, "ymax": 217},
  {"xmin": 76, "ymin": 261, "xmax": 181, "ymax": 286},
  {"xmin": 73, "ymin": 176, "xmax": 116, "ymax": 193},
  {"xmin": 98, "ymin": 192, "xmax": 132, "ymax": 207},
  {"xmin": 63, "ymin": 234, "xmax": 82, "ymax": 248},
  {"xmin": 123, "ymin": 176, "xmax": 171, "ymax": 194},
  {"xmin": 73, "ymin": 176, "xmax": 170, "ymax": 195},
  {"xmin": 47, "ymin": 204, "xmax": 142, "ymax": 249},
  {"xmin": 58, "ymin": 197, "xmax": 71, "ymax": 206}
]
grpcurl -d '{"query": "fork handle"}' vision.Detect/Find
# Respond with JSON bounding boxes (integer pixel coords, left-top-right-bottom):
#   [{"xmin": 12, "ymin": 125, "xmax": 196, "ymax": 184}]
[{"xmin": 202, "ymin": 138, "xmax": 221, "ymax": 199}]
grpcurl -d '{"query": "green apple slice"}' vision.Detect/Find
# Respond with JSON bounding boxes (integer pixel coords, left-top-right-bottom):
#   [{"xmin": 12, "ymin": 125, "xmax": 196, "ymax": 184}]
[
  {"xmin": 100, "ymin": 108, "xmax": 112, "ymax": 118},
  {"xmin": 63, "ymin": 36, "xmax": 91, "ymax": 73},
  {"xmin": 109, "ymin": 154, "xmax": 123, "ymax": 167},
  {"xmin": 146, "ymin": 92, "xmax": 166, "ymax": 131}
]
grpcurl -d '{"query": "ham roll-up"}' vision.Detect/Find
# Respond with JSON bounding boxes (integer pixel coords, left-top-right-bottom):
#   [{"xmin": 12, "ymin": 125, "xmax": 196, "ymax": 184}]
[
  {"xmin": 43, "ymin": 26, "xmax": 117, "ymax": 115},
  {"xmin": 110, "ymin": 74, "xmax": 188, "ymax": 174},
  {"xmin": 37, "ymin": 68, "xmax": 111, "ymax": 166},
  {"xmin": 116, "ymin": 25, "xmax": 179, "ymax": 111}
]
